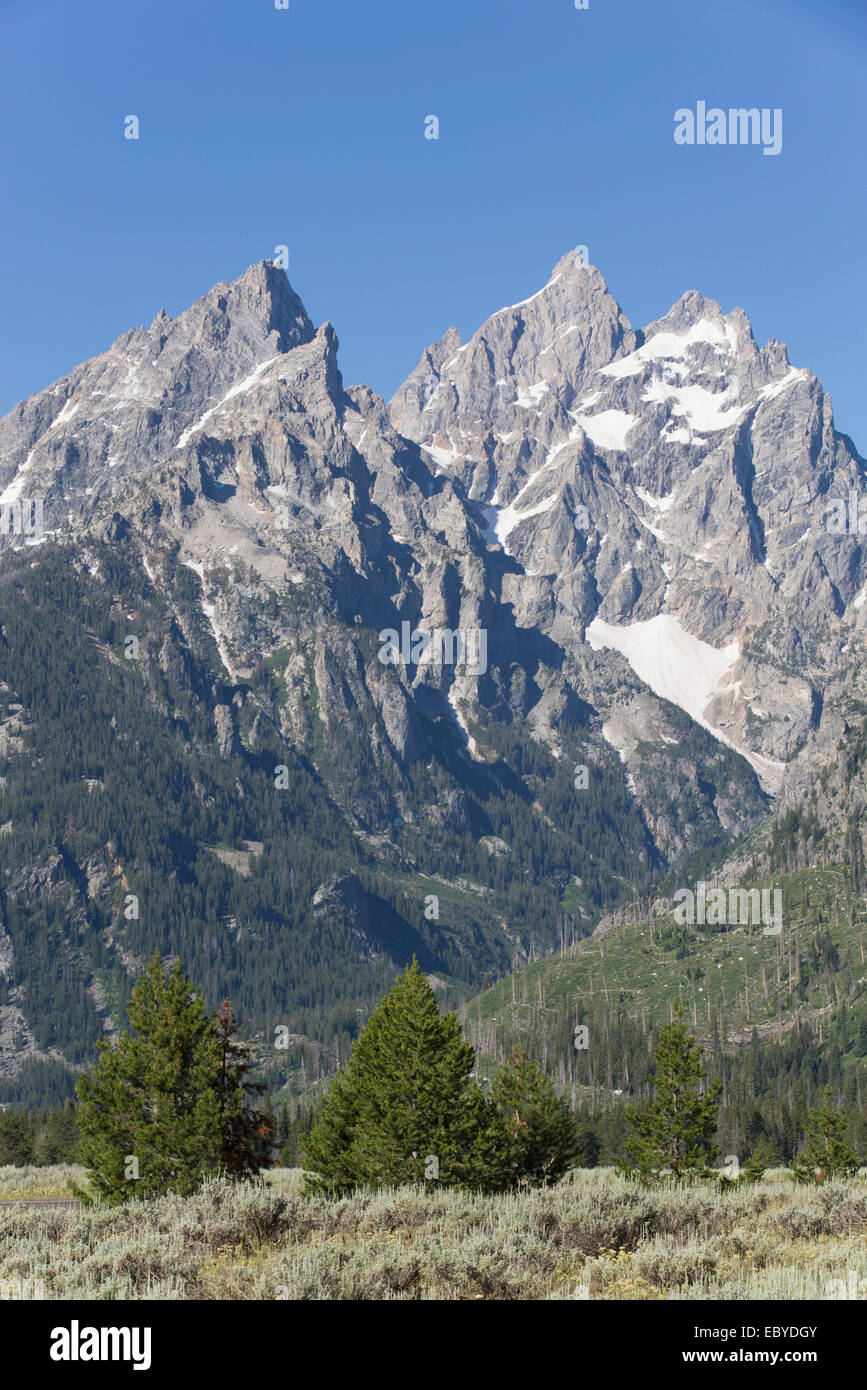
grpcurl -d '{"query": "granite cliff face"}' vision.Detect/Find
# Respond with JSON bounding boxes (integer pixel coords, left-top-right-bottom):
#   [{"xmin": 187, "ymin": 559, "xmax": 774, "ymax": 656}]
[
  {"xmin": 392, "ymin": 249, "xmax": 867, "ymax": 800},
  {"xmin": 0, "ymin": 250, "xmax": 863, "ymax": 1090}
]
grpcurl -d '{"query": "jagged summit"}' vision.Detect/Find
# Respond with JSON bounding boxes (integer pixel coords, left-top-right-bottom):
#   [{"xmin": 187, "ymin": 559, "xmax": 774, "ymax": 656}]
[
  {"xmin": 0, "ymin": 259, "xmax": 320, "ymax": 519},
  {"xmin": 389, "ymin": 249, "xmax": 636, "ymax": 502},
  {"xmin": 193, "ymin": 259, "xmax": 316, "ymax": 356},
  {"xmin": 388, "ymin": 248, "xmax": 867, "ymax": 798},
  {"xmin": 0, "ymin": 247, "xmax": 863, "ymax": 812}
]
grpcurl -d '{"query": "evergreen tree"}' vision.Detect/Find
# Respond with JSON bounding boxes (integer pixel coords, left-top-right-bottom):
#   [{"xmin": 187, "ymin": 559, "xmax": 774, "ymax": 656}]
[
  {"xmin": 788, "ymin": 1086, "xmax": 860, "ymax": 1183},
  {"xmin": 0, "ymin": 1113, "xmax": 35, "ymax": 1165},
  {"xmin": 622, "ymin": 1002, "xmax": 722, "ymax": 1182},
  {"xmin": 738, "ymin": 1151, "xmax": 767, "ymax": 1183},
  {"xmin": 302, "ymin": 1067, "xmax": 363, "ymax": 1194},
  {"xmin": 75, "ymin": 952, "xmax": 223, "ymax": 1204},
  {"xmin": 34, "ymin": 1101, "xmax": 80, "ymax": 1165},
  {"xmin": 277, "ymin": 1102, "xmax": 316, "ymax": 1168},
  {"xmin": 573, "ymin": 1120, "xmax": 601, "ymax": 1169},
  {"xmin": 751, "ymin": 1130, "xmax": 784, "ymax": 1168},
  {"xmin": 302, "ymin": 959, "xmax": 491, "ymax": 1193},
  {"xmin": 213, "ymin": 1000, "xmax": 274, "ymax": 1177},
  {"xmin": 486, "ymin": 1046, "xmax": 577, "ymax": 1189}
]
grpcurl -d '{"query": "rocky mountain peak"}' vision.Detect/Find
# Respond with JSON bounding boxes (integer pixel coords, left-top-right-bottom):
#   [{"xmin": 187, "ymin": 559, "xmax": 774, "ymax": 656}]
[
  {"xmin": 140, "ymin": 259, "xmax": 315, "ymax": 373},
  {"xmin": 202, "ymin": 260, "xmax": 316, "ymax": 356},
  {"xmin": 487, "ymin": 247, "xmax": 633, "ymax": 354},
  {"xmin": 0, "ymin": 260, "xmax": 320, "ymax": 525},
  {"xmin": 388, "ymin": 249, "xmax": 867, "ymax": 805},
  {"xmin": 637, "ymin": 289, "xmax": 751, "ymax": 358},
  {"xmin": 388, "ymin": 251, "xmax": 637, "ymax": 502}
]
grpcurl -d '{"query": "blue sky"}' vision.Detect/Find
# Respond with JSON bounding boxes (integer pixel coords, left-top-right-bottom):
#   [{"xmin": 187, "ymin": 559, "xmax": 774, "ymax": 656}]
[{"xmin": 1, "ymin": 0, "xmax": 865, "ymax": 446}]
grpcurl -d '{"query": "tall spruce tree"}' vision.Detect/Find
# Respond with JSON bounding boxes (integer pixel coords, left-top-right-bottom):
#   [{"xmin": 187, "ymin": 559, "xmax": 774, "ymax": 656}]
[
  {"xmin": 213, "ymin": 1000, "xmax": 274, "ymax": 1177},
  {"xmin": 301, "ymin": 1067, "xmax": 361, "ymax": 1193},
  {"xmin": 788, "ymin": 1086, "xmax": 860, "ymax": 1183},
  {"xmin": 622, "ymin": 1001, "xmax": 722, "ymax": 1182},
  {"xmin": 302, "ymin": 959, "xmax": 492, "ymax": 1193},
  {"xmin": 75, "ymin": 953, "xmax": 266, "ymax": 1203},
  {"xmin": 486, "ymin": 1046, "xmax": 577, "ymax": 1189}
]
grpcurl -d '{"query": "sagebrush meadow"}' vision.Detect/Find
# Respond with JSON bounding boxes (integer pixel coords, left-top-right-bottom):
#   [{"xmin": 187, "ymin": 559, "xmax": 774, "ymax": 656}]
[{"xmin": 3, "ymin": 1168, "xmax": 867, "ymax": 1301}]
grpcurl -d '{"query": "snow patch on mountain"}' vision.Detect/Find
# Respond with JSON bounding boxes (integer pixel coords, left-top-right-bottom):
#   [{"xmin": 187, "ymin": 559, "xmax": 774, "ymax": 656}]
[
  {"xmin": 440, "ymin": 343, "xmax": 470, "ymax": 372},
  {"xmin": 662, "ymin": 425, "xmax": 693, "ymax": 445},
  {"xmin": 601, "ymin": 721, "xmax": 637, "ymax": 795},
  {"xmin": 585, "ymin": 614, "xmax": 739, "ymax": 728},
  {"xmin": 504, "ymin": 273, "xmax": 563, "ymax": 313},
  {"xmin": 600, "ymin": 318, "xmax": 736, "ymax": 380},
  {"xmin": 571, "ymin": 409, "xmax": 637, "ymax": 452},
  {"xmin": 586, "ymin": 613, "xmax": 784, "ymax": 790},
  {"xmin": 50, "ymin": 400, "xmax": 80, "ymax": 430},
  {"xmin": 484, "ymin": 491, "xmax": 558, "ymax": 551},
  {"xmin": 641, "ymin": 380, "xmax": 747, "ymax": 434},
  {"xmin": 176, "ymin": 357, "xmax": 279, "ymax": 448},
  {"xmin": 447, "ymin": 686, "xmax": 481, "ymax": 758},
  {"xmin": 759, "ymin": 368, "xmax": 811, "ymax": 402},
  {"xmin": 0, "ymin": 448, "xmax": 37, "ymax": 506},
  {"xmin": 182, "ymin": 559, "xmax": 235, "ymax": 676},
  {"xmin": 635, "ymin": 486, "xmax": 677, "ymax": 513},
  {"xmin": 424, "ymin": 440, "xmax": 463, "ymax": 469},
  {"xmin": 515, "ymin": 383, "xmax": 551, "ymax": 408}
]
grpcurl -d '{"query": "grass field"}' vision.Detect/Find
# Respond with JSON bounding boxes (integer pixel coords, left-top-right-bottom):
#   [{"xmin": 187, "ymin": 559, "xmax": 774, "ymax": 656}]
[{"xmin": 1, "ymin": 1167, "xmax": 866, "ymax": 1299}]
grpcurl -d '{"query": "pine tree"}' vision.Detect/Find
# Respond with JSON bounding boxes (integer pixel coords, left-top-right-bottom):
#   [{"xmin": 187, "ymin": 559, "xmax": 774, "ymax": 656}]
[
  {"xmin": 277, "ymin": 1102, "xmax": 315, "ymax": 1168},
  {"xmin": 751, "ymin": 1129, "xmax": 784, "ymax": 1168},
  {"xmin": 622, "ymin": 1002, "xmax": 722, "ymax": 1182},
  {"xmin": 76, "ymin": 953, "xmax": 220, "ymax": 1204},
  {"xmin": 486, "ymin": 1046, "xmax": 577, "ymax": 1189},
  {"xmin": 213, "ymin": 1000, "xmax": 274, "ymax": 1177},
  {"xmin": 34, "ymin": 1101, "xmax": 80, "ymax": 1165},
  {"xmin": 573, "ymin": 1120, "xmax": 601, "ymax": 1169},
  {"xmin": 302, "ymin": 1068, "xmax": 362, "ymax": 1193},
  {"xmin": 302, "ymin": 959, "xmax": 491, "ymax": 1193},
  {"xmin": 788, "ymin": 1086, "xmax": 860, "ymax": 1183},
  {"xmin": 0, "ymin": 1112, "xmax": 35, "ymax": 1165},
  {"xmin": 738, "ymin": 1151, "xmax": 767, "ymax": 1183}
]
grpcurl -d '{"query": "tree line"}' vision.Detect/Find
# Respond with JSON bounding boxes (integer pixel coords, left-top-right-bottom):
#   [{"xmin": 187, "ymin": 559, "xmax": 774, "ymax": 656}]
[{"xmin": 2, "ymin": 954, "xmax": 861, "ymax": 1196}]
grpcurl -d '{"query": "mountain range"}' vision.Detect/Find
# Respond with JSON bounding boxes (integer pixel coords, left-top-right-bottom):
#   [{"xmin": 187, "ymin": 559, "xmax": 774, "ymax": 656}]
[{"xmin": 0, "ymin": 249, "xmax": 864, "ymax": 1106}]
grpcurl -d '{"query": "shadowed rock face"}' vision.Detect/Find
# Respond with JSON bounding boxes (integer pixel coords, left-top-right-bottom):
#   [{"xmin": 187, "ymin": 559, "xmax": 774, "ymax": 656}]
[
  {"xmin": 311, "ymin": 872, "xmax": 437, "ymax": 970},
  {"xmin": 0, "ymin": 250, "xmax": 863, "ymax": 964}
]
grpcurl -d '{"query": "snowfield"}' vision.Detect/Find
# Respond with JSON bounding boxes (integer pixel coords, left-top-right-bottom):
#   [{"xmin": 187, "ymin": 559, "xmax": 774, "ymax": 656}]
[
  {"xmin": 585, "ymin": 612, "xmax": 785, "ymax": 791},
  {"xmin": 570, "ymin": 409, "xmax": 638, "ymax": 452},
  {"xmin": 585, "ymin": 614, "xmax": 739, "ymax": 728}
]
